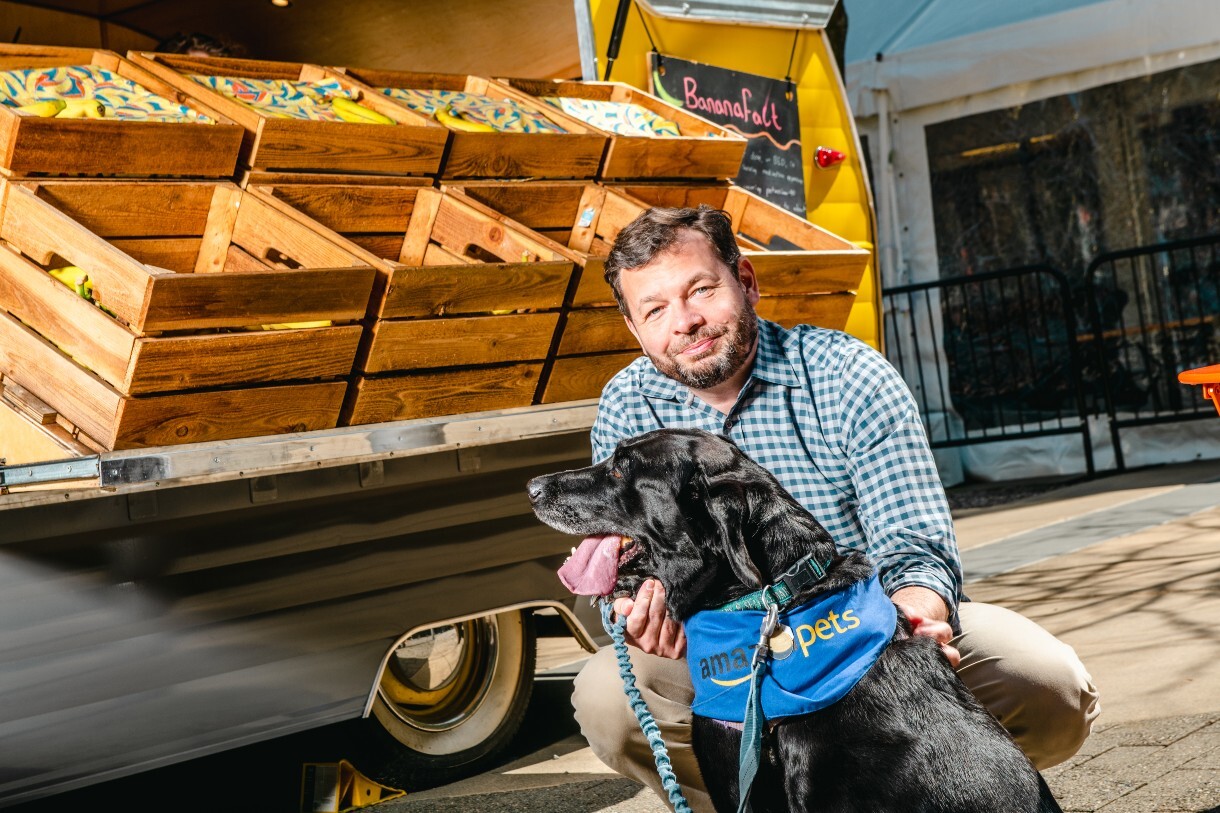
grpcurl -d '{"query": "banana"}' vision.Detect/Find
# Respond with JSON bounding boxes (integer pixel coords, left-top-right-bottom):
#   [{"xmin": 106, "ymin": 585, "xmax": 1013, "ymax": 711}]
[
  {"xmin": 331, "ymin": 97, "xmax": 394, "ymax": 124},
  {"xmin": 49, "ymin": 266, "xmax": 92, "ymax": 301},
  {"xmin": 55, "ymin": 98, "xmax": 105, "ymax": 119},
  {"xmin": 651, "ymin": 69, "xmax": 685, "ymax": 108},
  {"xmin": 256, "ymin": 320, "xmax": 333, "ymax": 331},
  {"xmin": 435, "ymin": 105, "xmax": 497, "ymax": 133},
  {"xmin": 14, "ymin": 98, "xmax": 66, "ymax": 117}
]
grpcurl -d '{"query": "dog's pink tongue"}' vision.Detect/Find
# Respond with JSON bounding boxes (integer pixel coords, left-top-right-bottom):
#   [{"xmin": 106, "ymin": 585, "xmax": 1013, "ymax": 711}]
[{"xmin": 558, "ymin": 534, "xmax": 621, "ymax": 596}]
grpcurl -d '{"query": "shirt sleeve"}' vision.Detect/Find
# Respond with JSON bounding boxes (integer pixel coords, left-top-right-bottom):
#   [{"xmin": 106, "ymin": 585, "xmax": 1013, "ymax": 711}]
[{"xmin": 832, "ymin": 336, "xmax": 963, "ymax": 614}]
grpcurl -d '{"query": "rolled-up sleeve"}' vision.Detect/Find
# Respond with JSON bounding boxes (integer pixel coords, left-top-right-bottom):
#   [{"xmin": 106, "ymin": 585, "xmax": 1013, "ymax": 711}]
[{"xmin": 835, "ymin": 341, "xmax": 962, "ymax": 613}]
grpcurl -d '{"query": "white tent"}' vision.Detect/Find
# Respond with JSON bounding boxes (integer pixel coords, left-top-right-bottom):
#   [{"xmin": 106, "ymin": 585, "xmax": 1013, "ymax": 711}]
[{"xmin": 842, "ymin": 0, "xmax": 1220, "ymax": 481}]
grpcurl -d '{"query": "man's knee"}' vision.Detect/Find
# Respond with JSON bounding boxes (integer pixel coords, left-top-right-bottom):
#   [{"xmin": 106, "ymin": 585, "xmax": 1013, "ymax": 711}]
[
  {"xmin": 572, "ymin": 647, "xmax": 639, "ymax": 760},
  {"xmin": 955, "ymin": 602, "xmax": 1101, "ymax": 769}
]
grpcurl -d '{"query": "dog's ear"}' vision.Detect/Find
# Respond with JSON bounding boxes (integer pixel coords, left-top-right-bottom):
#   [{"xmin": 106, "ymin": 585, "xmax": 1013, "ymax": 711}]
[{"xmin": 695, "ymin": 474, "xmax": 765, "ymax": 590}]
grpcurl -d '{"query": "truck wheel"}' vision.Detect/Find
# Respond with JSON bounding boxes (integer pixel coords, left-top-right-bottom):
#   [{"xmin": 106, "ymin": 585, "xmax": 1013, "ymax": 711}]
[{"xmin": 365, "ymin": 610, "xmax": 536, "ymax": 790}]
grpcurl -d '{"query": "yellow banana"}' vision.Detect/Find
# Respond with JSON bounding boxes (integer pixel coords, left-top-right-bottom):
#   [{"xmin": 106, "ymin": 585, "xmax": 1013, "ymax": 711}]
[
  {"xmin": 55, "ymin": 98, "xmax": 105, "ymax": 119},
  {"xmin": 14, "ymin": 98, "xmax": 66, "ymax": 117},
  {"xmin": 256, "ymin": 320, "xmax": 333, "ymax": 331},
  {"xmin": 331, "ymin": 97, "xmax": 394, "ymax": 125},
  {"xmin": 435, "ymin": 105, "xmax": 497, "ymax": 133},
  {"xmin": 49, "ymin": 266, "xmax": 93, "ymax": 301}
]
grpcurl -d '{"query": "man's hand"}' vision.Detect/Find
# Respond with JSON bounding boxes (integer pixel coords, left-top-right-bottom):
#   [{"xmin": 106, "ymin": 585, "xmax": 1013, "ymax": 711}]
[
  {"xmin": 890, "ymin": 585, "xmax": 961, "ymax": 668},
  {"xmin": 611, "ymin": 578, "xmax": 686, "ymax": 659}
]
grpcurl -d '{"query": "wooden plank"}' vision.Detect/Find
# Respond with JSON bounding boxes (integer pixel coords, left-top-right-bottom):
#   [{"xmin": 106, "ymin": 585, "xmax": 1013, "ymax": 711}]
[
  {"xmin": 571, "ymin": 258, "xmax": 616, "ymax": 307},
  {"xmin": 29, "ymin": 181, "xmax": 216, "ymax": 236},
  {"xmin": 541, "ymin": 351, "xmax": 640, "ymax": 403},
  {"xmin": 568, "ymin": 184, "xmax": 606, "ymax": 253},
  {"xmin": 4, "ymin": 117, "xmax": 242, "ymax": 178},
  {"xmin": 440, "ymin": 130, "xmax": 606, "ymax": 181},
  {"xmin": 254, "ymin": 184, "xmax": 418, "ymax": 234},
  {"xmin": 600, "ymin": 135, "xmax": 746, "ymax": 181},
  {"xmin": 595, "ymin": 188, "xmax": 648, "ymax": 246},
  {"xmin": 610, "ymin": 183, "xmax": 730, "ymax": 210},
  {"xmin": 756, "ymin": 293, "xmax": 857, "ymax": 331},
  {"xmin": 111, "ymin": 381, "xmax": 346, "ymax": 450},
  {"xmin": 195, "ymin": 185, "xmax": 243, "ymax": 273},
  {"xmin": 422, "ymin": 243, "xmax": 477, "ymax": 266},
  {"xmin": 0, "ymin": 311, "xmax": 120, "ymax": 448},
  {"xmin": 363, "ymin": 312, "xmax": 560, "ymax": 372},
  {"xmin": 240, "ymin": 169, "xmax": 432, "ymax": 188},
  {"xmin": 444, "ymin": 181, "xmax": 588, "ymax": 229},
  {"xmin": 348, "ymin": 234, "xmax": 406, "ymax": 260},
  {"xmin": 250, "ymin": 118, "xmax": 448, "ymax": 175},
  {"xmin": 108, "ymin": 238, "xmax": 202, "ymax": 273},
  {"xmin": 380, "ymin": 261, "xmax": 574, "ymax": 319},
  {"xmin": 126, "ymin": 326, "xmax": 362, "ymax": 394},
  {"xmin": 343, "ymin": 364, "xmax": 542, "ymax": 425},
  {"xmin": 232, "ymin": 191, "xmax": 373, "ymax": 270},
  {"xmin": 732, "ymin": 188, "xmax": 862, "ymax": 252},
  {"xmin": 430, "ymin": 192, "xmax": 576, "ymax": 264},
  {"xmin": 0, "ymin": 245, "xmax": 135, "ymax": 388},
  {"xmin": 399, "ymin": 187, "xmax": 442, "ymax": 265},
  {"xmin": 0, "ymin": 381, "xmax": 56, "ymax": 425},
  {"xmin": 0, "ymin": 396, "xmax": 93, "ymax": 469},
  {"xmin": 222, "ymin": 243, "xmax": 274, "ymax": 274},
  {"xmin": 556, "ymin": 308, "xmax": 636, "ymax": 355},
  {"xmin": 0, "ymin": 184, "xmax": 156, "ymax": 329},
  {"xmin": 748, "ymin": 250, "xmax": 869, "ymax": 294},
  {"xmin": 143, "ymin": 266, "xmax": 374, "ymax": 331}
]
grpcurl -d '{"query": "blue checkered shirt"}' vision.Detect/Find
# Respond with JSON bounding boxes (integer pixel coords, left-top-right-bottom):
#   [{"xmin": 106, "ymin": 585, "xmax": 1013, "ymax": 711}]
[{"xmin": 591, "ymin": 319, "xmax": 962, "ymax": 614}]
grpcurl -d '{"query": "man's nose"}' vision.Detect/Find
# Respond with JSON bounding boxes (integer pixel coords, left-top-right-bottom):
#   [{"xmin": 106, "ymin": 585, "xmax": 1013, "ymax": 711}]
[{"xmin": 671, "ymin": 300, "xmax": 705, "ymax": 333}]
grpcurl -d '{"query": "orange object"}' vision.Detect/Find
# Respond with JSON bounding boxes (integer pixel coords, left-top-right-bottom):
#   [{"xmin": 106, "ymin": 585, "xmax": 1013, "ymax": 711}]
[{"xmin": 1178, "ymin": 364, "xmax": 1220, "ymax": 416}]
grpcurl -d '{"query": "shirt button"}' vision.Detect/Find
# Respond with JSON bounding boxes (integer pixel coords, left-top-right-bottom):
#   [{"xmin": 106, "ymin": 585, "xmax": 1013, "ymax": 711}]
[{"xmin": 724, "ymin": 418, "xmax": 735, "ymax": 431}]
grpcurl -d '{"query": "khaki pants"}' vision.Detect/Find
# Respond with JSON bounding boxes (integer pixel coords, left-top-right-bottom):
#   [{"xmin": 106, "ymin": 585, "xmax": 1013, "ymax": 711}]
[{"xmin": 572, "ymin": 601, "xmax": 1100, "ymax": 813}]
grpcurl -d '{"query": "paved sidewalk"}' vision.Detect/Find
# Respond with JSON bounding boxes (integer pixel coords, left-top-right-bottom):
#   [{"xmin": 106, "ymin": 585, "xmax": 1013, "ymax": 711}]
[{"xmin": 381, "ymin": 461, "xmax": 1220, "ymax": 812}]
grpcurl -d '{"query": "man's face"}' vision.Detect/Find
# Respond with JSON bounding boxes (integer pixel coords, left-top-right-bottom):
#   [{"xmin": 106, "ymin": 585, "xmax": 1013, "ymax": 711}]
[{"xmin": 619, "ymin": 231, "xmax": 760, "ymax": 391}]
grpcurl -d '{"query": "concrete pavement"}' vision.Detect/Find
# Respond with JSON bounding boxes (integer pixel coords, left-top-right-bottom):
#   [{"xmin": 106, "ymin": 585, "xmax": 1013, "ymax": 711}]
[{"xmin": 378, "ymin": 460, "xmax": 1220, "ymax": 812}]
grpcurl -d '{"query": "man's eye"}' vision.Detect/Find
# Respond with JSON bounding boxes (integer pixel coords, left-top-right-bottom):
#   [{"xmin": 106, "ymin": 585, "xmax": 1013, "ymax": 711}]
[{"xmin": 645, "ymin": 306, "xmax": 662, "ymax": 319}]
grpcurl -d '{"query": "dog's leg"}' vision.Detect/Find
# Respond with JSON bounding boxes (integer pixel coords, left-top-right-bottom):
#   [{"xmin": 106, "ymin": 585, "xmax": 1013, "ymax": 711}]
[{"xmin": 692, "ymin": 717, "xmax": 741, "ymax": 812}]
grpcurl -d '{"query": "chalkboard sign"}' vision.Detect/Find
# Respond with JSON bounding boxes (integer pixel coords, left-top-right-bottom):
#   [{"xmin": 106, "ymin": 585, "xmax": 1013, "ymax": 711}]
[{"xmin": 649, "ymin": 54, "xmax": 805, "ymax": 218}]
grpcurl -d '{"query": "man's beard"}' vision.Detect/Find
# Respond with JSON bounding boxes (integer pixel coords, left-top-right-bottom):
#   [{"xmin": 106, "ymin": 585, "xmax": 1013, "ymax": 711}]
[{"xmin": 646, "ymin": 303, "xmax": 759, "ymax": 390}]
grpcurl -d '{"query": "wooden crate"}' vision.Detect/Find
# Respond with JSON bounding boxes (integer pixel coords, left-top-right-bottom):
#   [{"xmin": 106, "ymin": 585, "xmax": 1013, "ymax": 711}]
[
  {"xmin": 0, "ymin": 179, "xmax": 377, "ymax": 449},
  {"xmin": 448, "ymin": 180, "xmax": 870, "ymax": 402},
  {"xmin": 125, "ymin": 52, "xmax": 449, "ymax": 176},
  {"xmin": 334, "ymin": 68, "xmax": 608, "ymax": 180},
  {"xmin": 0, "ymin": 45, "xmax": 244, "ymax": 178},
  {"xmin": 499, "ymin": 78, "xmax": 747, "ymax": 181},
  {"xmin": 246, "ymin": 182, "xmax": 584, "ymax": 423}
]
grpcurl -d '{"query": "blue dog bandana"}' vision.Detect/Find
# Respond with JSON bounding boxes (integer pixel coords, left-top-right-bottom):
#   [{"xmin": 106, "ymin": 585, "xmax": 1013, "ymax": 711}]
[{"xmin": 686, "ymin": 575, "xmax": 896, "ymax": 722}]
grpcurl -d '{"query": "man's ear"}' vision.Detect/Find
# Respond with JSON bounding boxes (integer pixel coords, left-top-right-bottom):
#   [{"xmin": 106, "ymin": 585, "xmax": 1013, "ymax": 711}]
[{"xmin": 737, "ymin": 257, "xmax": 761, "ymax": 305}]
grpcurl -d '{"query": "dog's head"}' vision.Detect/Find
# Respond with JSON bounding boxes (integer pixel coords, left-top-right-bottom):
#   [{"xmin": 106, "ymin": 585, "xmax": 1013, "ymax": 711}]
[{"xmin": 528, "ymin": 428, "xmax": 837, "ymax": 619}]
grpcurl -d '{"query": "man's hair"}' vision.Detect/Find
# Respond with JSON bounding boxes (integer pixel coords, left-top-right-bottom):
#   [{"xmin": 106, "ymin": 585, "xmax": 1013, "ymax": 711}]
[{"xmin": 603, "ymin": 204, "xmax": 742, "ymax": 318}]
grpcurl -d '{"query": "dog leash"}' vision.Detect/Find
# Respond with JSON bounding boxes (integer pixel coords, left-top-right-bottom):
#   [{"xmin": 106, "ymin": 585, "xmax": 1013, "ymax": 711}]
[{"xmin": 600, "ymin": 599, "xmax": 693, "ymax": 813}]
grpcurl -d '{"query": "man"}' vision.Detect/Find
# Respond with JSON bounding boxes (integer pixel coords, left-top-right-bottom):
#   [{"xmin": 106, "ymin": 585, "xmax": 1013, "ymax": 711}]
[{"xmin": 572, "ymin": 205, "xmax": 1099, "ymax": 813}]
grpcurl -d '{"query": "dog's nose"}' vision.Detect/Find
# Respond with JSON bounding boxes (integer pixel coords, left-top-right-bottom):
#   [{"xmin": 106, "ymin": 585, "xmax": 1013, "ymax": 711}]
[{"xmin": 526, "ymin": 476, "xmax": 546, "ymax": 503}]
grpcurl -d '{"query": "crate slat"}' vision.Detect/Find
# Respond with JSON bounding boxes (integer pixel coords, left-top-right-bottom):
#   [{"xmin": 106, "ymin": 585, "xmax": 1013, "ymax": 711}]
[{"xmin": 343, "ymin": 364, "xmax": 543, "ymax": 425}]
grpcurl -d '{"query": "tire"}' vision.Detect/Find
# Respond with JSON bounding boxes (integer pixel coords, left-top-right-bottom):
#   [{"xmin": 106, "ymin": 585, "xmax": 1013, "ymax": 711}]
[{"xmin": 361, "ymin": 610, "xmax": 536, "ymax": 791}]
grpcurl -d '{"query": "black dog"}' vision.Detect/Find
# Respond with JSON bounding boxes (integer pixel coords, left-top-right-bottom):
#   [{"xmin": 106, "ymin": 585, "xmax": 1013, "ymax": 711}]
[{"xmin": 529, "ymin": 428, "xmax": 1062, "ymax": 813}]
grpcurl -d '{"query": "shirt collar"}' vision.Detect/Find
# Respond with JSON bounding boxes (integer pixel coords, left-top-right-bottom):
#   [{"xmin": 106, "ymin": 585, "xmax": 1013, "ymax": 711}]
[{"xmin": 635, "ymin": 318, "xmax": 800, "ymax": 401}]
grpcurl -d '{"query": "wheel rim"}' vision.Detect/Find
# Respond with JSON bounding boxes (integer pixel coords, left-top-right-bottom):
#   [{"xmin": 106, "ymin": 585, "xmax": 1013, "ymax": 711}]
[{"xmin": 377, "ymin": 617, "xmax": 499, "ymax": 733}]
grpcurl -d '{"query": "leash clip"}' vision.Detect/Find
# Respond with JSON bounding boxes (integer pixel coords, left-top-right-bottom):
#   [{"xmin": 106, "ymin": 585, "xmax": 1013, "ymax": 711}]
[{"xmin": 752, "ymin": 601, "xmax": 780, "ymax": 667}]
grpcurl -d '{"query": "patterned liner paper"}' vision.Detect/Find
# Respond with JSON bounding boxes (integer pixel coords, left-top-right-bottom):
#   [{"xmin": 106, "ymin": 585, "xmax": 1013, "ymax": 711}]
[
  {"xmin": 380, "ymin": 87, "xmax": 567, "ymax": 134},
  {"xmin": 189, "ymin": 74, "xmax": 360, "ymax": 121},
  {"xmin": 0, "ymin": 65, "xmax": 212, "ymax": 123},
  {"xmin": 542, "ymin": 97, "xmax": 683, "ymax": 138}
]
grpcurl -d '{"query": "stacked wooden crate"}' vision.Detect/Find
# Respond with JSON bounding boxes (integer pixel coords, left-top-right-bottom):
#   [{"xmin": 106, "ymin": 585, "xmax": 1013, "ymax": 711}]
[
  {"xmin": 0, "ymin": 46, "xmax": 875, "ymax": 451},
  {"xmin": 249, "ymin": 181, "xmax": 583, "ymax": 423}
]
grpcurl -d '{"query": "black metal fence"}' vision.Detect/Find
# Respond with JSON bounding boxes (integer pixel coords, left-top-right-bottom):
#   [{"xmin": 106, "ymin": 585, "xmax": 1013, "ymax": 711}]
[
  {"xmin": 1085, "ymin": 235, "xmax": 1220, "ymax": 469},
  {"xmin": 882, "ymin": 233, "xmax": 1220, "ymax": 474}
]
